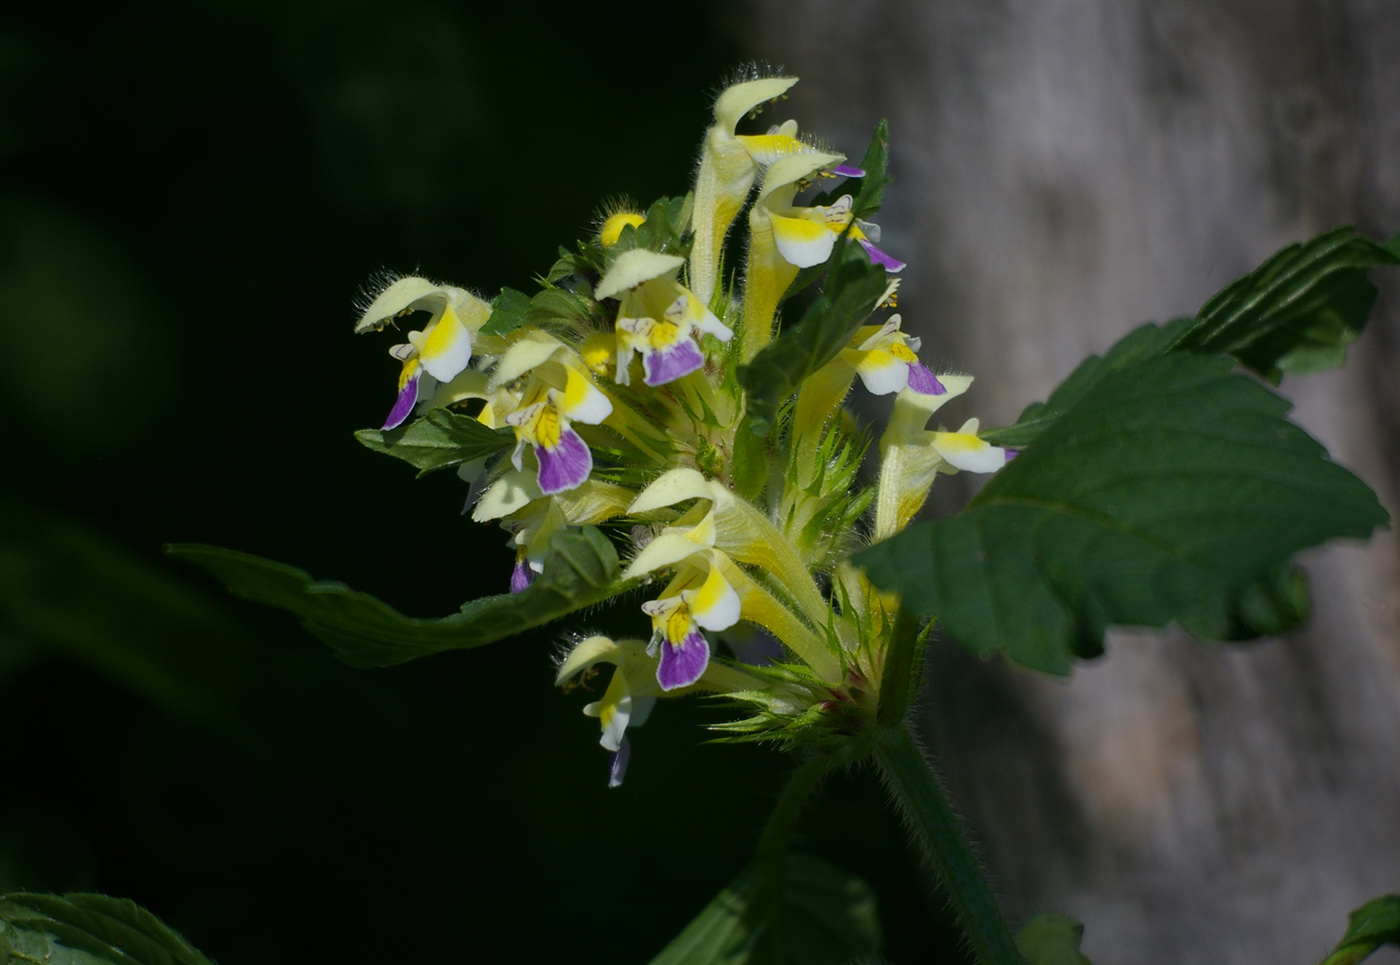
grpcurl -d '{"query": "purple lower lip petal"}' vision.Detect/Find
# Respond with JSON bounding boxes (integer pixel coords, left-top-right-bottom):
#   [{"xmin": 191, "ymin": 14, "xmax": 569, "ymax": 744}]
[
  {"xmin": 535, "ymin": 426, "xmax": 593, "ymax": 495},
  {"xmin": 832, "ymin": 164, "xmax": 865, "ymax": 178},
  {"xmin": 656, "ymin": 629, "xmax": 710, "ymax": 691},
  {"xmin": 858, "ymin": 238, "xmax": 906, "ymax": 273},
  {"xmin": 510, "ymin": 558, "xmax": 535, "ymax": 594},
  {"xmin": 907, "ymin": 363, "xmax": 946, "ymax": 396},
  {"xmin": 642, "ymin": 337, "xmax": 706, "ymax": 386},
  {"xmin": 382, "ymin": 372, "xmax": 420, "ymax": 430}
]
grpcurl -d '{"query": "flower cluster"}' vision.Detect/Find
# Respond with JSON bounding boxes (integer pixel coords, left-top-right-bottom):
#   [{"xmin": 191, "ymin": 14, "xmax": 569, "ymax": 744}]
[{"xmin": 355, "ymin": 72, "xmax": 1013, "ymax": 784}]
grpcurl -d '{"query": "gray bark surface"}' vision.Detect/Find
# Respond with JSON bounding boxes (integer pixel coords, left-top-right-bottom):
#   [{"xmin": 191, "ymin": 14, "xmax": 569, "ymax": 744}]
[{"xmin": 741, "ymin": 1, "xmax": 1400, "ymax": 961}]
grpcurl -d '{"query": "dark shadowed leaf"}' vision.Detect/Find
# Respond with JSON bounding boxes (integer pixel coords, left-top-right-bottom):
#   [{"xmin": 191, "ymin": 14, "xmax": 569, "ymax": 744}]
[
  {"xmin": 983, "ymin": 228, "xmax": 1399, "ymax": 447},
  {"xmin": 0, "ymin": 892, "xmax": 213, "ymax": 965},
  {"xmin": 167, "ymin": 526, "xmax": 636, "ymax": 668},
  {"xmin": 739, "ymin": 241, "xmax": 888, "ymax": 435},
  {"xmin": 354, "ymin": 407, "xmax": 514, "ymax": 475},
  {"xmin": 857, "ymin": 351, "xmax": 1388, "ymax": 674},
  {"xmin": 651, "ymin": 854, "xmax": 881, "ymax": 965},
  {"xmin": 1171, "ymin": 227, "xmax": 1400, "ymax": 380}
]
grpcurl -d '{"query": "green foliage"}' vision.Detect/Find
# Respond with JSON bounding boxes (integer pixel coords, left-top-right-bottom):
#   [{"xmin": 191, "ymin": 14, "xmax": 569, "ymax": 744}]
[
  {"xmin": 1319, "ymin": 895, "xmax": 1400, "ymax": 965},
  {"xmin": 1016, "ymin": 914, "xmax": 1094, "ymax": 965},
  {"xmin": 354, "ymin": 407, "xmax": 514, "ymax": 475},
  {"xmin": 477, "ymin": 285, "xmax": 532, "ymax": 336},
  {"xmin": 0, "ymin": 893, "xmax": 213, "ymax": 965},
  {"xmin": 604, "ymin": 194, "xmax": 694, "ymax": 265},
  {"xmin": 849, "ymin": 119, "xmax": 892, "ymax": 221},
  {"xmin": 983, "ymin": 227, "xmax": 1398, "ymax": 447},
  {"xmin": 650, "ymin": 854, "xmax": 881, "ymax": 965},
  {"xmin": 1172, "ymin": 227, "xmax": 1400, "ymax": 380},
  {"xmin": 167, "ymin": 526, "xmax": 636, "ymax": 668},
  {"xmin": 857, "ymin": 349, "xmax": 1388, "ymax": 674},
  {"xmin": 739, "ymin": 241, "xmax": 889, "ymax": 435},
  {"xmin": 480, "ymin": 284, "xmax": 597, "ymax": 337}
]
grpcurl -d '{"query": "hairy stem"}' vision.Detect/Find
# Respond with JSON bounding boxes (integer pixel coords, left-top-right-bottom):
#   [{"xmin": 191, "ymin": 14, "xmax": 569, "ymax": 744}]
[{"xmin": 875, "ymin": 722, "xmax": 1022, "ymax": 965}]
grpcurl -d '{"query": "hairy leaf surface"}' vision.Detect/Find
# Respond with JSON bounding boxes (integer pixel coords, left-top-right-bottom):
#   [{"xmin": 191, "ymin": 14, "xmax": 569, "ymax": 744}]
[
  {"xmin": 168, "ymin": 527, "xmax": 634, "ymax": 668},
  {"xmin": 857, "ymin": 352, "xmax": 1388, "ymax": 673}
]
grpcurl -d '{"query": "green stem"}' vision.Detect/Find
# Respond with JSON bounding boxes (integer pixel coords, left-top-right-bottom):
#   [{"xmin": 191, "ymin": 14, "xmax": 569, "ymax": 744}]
[
  {"xmin": 754, "ymin": 754, "xmax": 835, "ymax": 962},
  {"xmin": 875, "ymin": 722, "xmax": 1023, "ymax": 965}
]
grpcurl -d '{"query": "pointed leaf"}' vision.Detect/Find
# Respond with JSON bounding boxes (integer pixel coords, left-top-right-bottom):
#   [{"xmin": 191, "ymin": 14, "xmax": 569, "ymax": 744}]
[
  {"xmin": 857, "ymin": 350, "xmax": 1388, "ymax": 674},
  {"xmin": 849, "ymin": 118, "xmax": 891, "ymax": 221},
  {"xmin": 477, "ymin": 285, "xmax": 533, "ymax": 337},
  {"xmin": 982, "ymin": 228, "xmax": 1399, "ymax": 446},
  {"xmin": 355, "ymin": 407, "xmax": 514, "ymax": 475},
  {"xmin": 0, "ymin": 892, "xmax": 214, "ymax": 965},
  {"xmin": 1319, "ymin": 894, "xmax": 1400, "ymax": 965},
  {"xmin": 167, "ymin": 527, "xmax": 637, "ymax": 668},
  {"xmin": 739, "ymin": 240, "xmax": 888, "ymax": 435},
  {"xmin": 651, "ymin": 854, "xmax": 881, "ymax": 965},
  {"xmin": 1171, "ymin": 227, "xmax": 1399, "ymax": 380}
]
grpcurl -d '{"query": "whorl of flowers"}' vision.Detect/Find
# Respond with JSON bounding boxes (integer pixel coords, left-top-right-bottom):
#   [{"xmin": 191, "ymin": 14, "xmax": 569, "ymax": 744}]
[{"xmin": 355, "ymin": 73, "xmax": 1012, "ymax": 785}]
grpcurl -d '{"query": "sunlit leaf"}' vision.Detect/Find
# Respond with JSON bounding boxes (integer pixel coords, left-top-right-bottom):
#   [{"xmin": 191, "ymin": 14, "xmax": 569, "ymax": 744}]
[
  {"xmin": 1319, "ymin": 894, "xmax": 1400, "ymax": 965},
  {"xmin": 857, "ymin": 351, "xmax": 1388, "ymax": 674},
  {"xmin": 651, "ymin": 854, "xmax": 881, "ymax": 965},
  {"xmin": 739, "ymin": 241, "xmax": 888, "ymax": 435},
  {"xmin": 354, "ymin": 407, "xmax": 513, "ymax": 475},
  {"xmin": 1015, "ymin": 914, "xmax": 1093, "ymax": 965},
  {"xmin": 167, "ymin": 526, "xmax": 636, "ymax": 668},
  {"xmin": 0, "ymin": 892, "xmax": 213, "ymax": 965}
]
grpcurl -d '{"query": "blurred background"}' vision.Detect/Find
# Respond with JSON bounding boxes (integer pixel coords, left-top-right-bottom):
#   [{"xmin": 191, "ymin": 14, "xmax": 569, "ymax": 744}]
[{"xmin": 1, "ymin": 1, "xmax": 1397, "ymax": 963}]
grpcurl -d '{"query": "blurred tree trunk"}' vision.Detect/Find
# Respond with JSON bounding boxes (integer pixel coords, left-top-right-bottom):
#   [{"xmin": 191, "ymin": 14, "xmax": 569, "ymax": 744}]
[{"xmin": 742, "ymin": 1, "xmax": 1400, "ymax": 961}]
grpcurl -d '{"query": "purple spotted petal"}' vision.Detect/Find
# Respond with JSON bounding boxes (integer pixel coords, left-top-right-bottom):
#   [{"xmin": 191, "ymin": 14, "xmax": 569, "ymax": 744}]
[
  {"xmin": 510, "ymin": 558, "xmax": 535, "ymax": 594},
  {"xmin": 382, "ymin": 372, "xmax": 420, "ymax": 430},
  {"xmin": 858, "ymin": 238, "xmax": 906, "ymax": 273},
  {"xmin": 906, "ymin": 362, "xmax": 946, "ymax": 396},
  {"xmin": 607, "ymin": 737, "xmax": 631, "ymax": 788},
  {"xmin": 656, "ymin": 629, "xmax": 710, "ymax": 692},
  {"xmin": 832, "ymin": 163, "xmax": 865, "ymax": 178},
  {"xmin": 642, "ymin": 337, "xmax": 706, "ymax": 386},
  {"xmin": 535, "ymin": 425, "xmax": 592, "ymax": 495}
]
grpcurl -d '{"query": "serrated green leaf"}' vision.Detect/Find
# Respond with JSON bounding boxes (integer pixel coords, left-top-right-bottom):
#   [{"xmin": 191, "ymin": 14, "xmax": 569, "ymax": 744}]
[
  {"xmin": 1016, "ymin": 914, "xmax": 1093, "ymax": 965},
  {"xmin": 857, "ymin": 351, "xmax": 1388, "ymax": 674},
  {"xmin": 167, "ymin": 527, "xmax": 636, "ymax": 668},
  {"xmin": 354, "ymin": 407, "xmax": 513, "ymax": 475},
  {"xmin": 980, "ymin": 318, "xmax": 1192, "ymax": 447},
  {"xmin": 1319, "ymin": 894, "xmax": 1400, "ymax": 965},
  {"xmin": 984, "ymin": 228, "xmax": 1399, "ymax": 447},
  {"xmin": 739, "ymin": 241, "xmax": 889, "ymax": 435},
  {"xmin": 477, "ymin": 285, "xmax": 533, "ymax": 336},
  {"xmin": 1171, "ymin": 227, "xmax": 1399, "ymax": 380},
  {"xmin": 0, "ymin": 892, "xmax": 213, "ymax": 965},
  {"xmin": 651, "ymin": 854, "xmax": 881, "ymax": 965}
]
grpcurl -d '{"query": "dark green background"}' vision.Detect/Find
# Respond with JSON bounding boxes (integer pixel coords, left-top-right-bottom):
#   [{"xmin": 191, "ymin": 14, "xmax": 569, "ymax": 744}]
[{"xmin": 0, "ymin": 2, "xmax": 970, "ymax": 961}]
